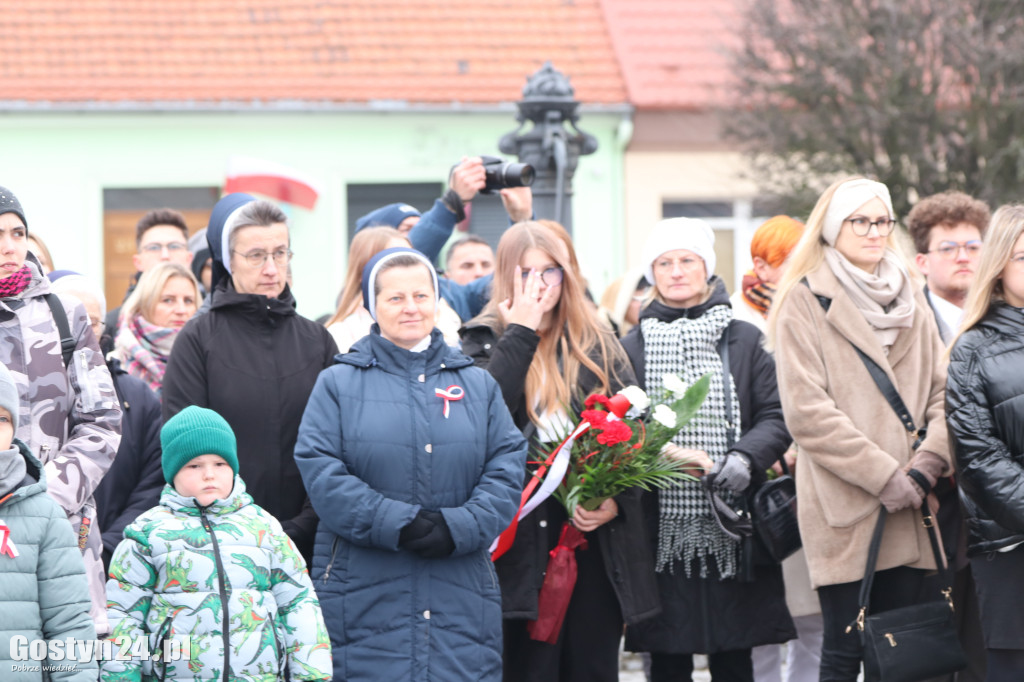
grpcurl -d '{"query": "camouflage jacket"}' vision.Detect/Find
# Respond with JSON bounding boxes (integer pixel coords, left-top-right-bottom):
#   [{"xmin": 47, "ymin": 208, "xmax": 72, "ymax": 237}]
[
  {"xmin": 0, "ymin": 260, "xmax": 122, "ymax": 632},
  {"xmin": 103, "ymin": 477, "xmax": 332, "ymax": 682}
]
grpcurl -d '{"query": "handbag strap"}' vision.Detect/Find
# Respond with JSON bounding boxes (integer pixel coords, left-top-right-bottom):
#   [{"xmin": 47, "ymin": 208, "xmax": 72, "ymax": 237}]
[
  {"xmin": 801, "ymin": 280, "xmax": 926, "ymax": 448},
  {"xmin": 703, "ymin": 323, "xmax": 752, "ymax": 540},
  {"xmin": 852, "ymin": 474, "xmax": 953, "ymax": 633},
  {"xmin": 717, "ymin": 323, "xmax": 735, "ymax": 449}
]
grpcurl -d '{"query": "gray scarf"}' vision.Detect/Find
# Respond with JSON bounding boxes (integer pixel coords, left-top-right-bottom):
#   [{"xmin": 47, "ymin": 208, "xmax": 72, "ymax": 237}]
[
  {"xmin": 642, "ymin": 303, "xmax": 742, "ymax": 579},
  {"xmin": 0, "ymin": 446, "xmax": 27, "ymax": 498}
]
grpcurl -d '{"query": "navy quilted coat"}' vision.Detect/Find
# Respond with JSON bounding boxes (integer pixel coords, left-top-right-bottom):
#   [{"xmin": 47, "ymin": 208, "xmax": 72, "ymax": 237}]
[{"xmin": 295, "ymin": 328, "xmax": 527, "ymax": 682}]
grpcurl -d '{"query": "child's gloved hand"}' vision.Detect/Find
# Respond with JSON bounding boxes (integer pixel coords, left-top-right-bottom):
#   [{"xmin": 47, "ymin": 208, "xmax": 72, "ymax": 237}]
[{"xmin": 402, "ymin": 510, "xmax": 455, "ymax": 559}]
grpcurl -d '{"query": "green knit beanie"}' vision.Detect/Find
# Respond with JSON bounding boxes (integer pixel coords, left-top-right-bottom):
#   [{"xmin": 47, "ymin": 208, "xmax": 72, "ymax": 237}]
[{"xmin": 161, "ymin": 406, "xmax": 239, "ymax": 484}]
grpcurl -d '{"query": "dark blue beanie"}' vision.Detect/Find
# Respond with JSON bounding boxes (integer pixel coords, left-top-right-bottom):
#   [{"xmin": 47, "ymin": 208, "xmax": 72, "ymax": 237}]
[
  {"xmin": 360, "ymin": 247, "xmax": 439, "ymax": 320},
  {"xmin": 0, "ymin": 186, "xmax": 27, "ymax": 233},
  {"xmin": 205, "ymin": 193, "xmax": 255, "ymax": 291},
  {"xmin": 354, "ymin": 203, "xmax": 421, "ymax": 234}
]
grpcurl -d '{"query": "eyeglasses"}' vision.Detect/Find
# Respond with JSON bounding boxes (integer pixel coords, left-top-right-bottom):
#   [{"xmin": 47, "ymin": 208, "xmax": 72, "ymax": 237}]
[
  {"xmin": 844, "ymin": 217, "xmax": 897, "ymax": 237},
  {"xmin": 653, "ymin": 256, "xmax": 704, "ymax": 273},
  {"xmin": 140, "ymin": 242, "xmax": 188, "ymax": 254},
  {"xmin": 927, "ymin": 240, "xmax": 982, "ymax": 259},
  {"xmin": 521, "ymin": 266, "xmax": 564, "ymax": 287},
  {"xmin": 232, "ymin": 248, "xmax": 294, "ymax": 268}
]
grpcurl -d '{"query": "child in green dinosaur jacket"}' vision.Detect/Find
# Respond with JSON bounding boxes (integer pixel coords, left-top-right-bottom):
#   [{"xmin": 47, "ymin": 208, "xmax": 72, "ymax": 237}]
[{"xmin": 101, "ymin": 406, "xmax": 332, "ymax": 682}]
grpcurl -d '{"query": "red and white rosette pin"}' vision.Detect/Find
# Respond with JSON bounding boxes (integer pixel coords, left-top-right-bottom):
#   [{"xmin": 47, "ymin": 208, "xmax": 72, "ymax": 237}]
[
  {"xmin": 435, "ymin": 384, "xmax": 465, "ymax": 419},
  {"xmin": 0, "ymin": 521, "xmax": 19, "ymax": 558}
]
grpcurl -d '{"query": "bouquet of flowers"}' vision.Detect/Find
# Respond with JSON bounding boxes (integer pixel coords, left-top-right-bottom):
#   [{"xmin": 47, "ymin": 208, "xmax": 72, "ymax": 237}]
[
  {"xmin": 552, "ymin": 372, "xmax": 711, "ymax": 515},
  {"xmin": 505, "ymin": 373, "xmax": 710, "ymax": 644}
]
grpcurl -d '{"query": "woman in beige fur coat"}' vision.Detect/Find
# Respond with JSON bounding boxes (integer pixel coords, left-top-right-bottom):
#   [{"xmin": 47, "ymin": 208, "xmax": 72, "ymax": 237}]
[{"xmin": 767, "ymin": 177, "xmax": 952, "ymax": 682}]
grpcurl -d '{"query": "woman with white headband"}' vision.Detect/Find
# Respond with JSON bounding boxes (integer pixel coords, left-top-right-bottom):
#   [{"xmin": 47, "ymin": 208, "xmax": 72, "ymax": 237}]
[{"xmin": 767, "ymin": 177, "xmax": 953, "ymax": 680}]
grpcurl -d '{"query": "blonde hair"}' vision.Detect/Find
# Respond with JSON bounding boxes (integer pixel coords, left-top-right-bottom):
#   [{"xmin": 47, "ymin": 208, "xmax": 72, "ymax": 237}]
[
  {"xmin": 765, "ymin": 176, "xmax": 907, "ymax": 350},
  {"xmin": 326, "ymin": 227, "xmax": 409, "ymax": 327},
  {"xmin": 122, "ymin": 262, "xmax": 201, "ymax": 324},
  {"xmin": 472, "ymin": 221, "xmax": 626, "ymax": 425},
  {"xmin": 949, "ymin": 204, "xmax": 1024, "ymax": 350}
]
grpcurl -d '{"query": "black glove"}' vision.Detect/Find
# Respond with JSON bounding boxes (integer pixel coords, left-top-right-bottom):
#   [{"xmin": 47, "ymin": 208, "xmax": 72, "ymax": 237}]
[
  {"xmin": 402, "ymin": 510, "xmax": 455, "ymax": 559},
  {"xmin": 708, "ymin": 452, "xmax": 752, "ymax": 493},
  {"xmin": 398, "ymin": 512, "xmax": 435, "ymax": 548}
]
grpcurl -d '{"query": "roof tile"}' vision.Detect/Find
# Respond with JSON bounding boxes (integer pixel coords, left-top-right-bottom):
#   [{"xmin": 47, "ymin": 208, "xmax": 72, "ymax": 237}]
[{"xmin": 2, "ymin": 0, "xmax": 627, "ymax": 105}]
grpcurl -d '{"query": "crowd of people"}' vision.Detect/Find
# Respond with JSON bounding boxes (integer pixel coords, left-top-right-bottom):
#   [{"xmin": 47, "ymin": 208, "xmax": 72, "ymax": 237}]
[{"xmin": 0, "ymin": 166, "xmax": 1022, "ymax": 682}]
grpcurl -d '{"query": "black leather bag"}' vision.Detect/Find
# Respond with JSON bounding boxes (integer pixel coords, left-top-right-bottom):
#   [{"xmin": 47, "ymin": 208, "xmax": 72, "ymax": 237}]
[
  {"xmin": 854, "ymin": 497, "xmax": 966, "ymax": 682},
  {"xmin": 751, "ymin": 462, "xmax": 800, "ymax": 563}
]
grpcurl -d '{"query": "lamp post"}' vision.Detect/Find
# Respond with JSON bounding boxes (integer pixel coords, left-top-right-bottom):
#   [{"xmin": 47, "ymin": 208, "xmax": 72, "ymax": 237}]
[{"xmin": 499, "ymin": 62, "xmax": 598, "ymax": 234}]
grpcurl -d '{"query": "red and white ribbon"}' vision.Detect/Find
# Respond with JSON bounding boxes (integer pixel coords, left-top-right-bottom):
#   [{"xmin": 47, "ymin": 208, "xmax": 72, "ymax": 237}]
[
  {"xmin": 490, "ymin": 420, "xmax": 591, "ymax": 559},
  {"xmin": 434, "ymin": 385, "xmax": 465, "ymax": 419},
  {"xmin": 0, "ymin": 521, "xmax": 19, "ymax": 558}
]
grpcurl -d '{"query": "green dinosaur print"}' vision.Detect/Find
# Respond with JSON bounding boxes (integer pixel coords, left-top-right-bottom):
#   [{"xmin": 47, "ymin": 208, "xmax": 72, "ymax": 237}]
[
  {"xmin": 313, "ymin": 617, "xmax": 330, "ymax": 654},
  {"xmin": 186, "ymin": 620, "xmax": 211, "ymax": 674},
  {"xmin": 230, "ymin": 593, "xmax": 267, "ymax": 652},
  {"xmin": 275, "ymin": 587, "xmax": 308, "ymax": 634},
  {"xmin": 157, "ymin": 524, "xmax": 216, "ymax": 547},
  {"xmin": 99, "ymin": 669, "xmax": 138, "ymax": 682},
  {"xmin": 232, "ymin": 552, "xmax": 302, "ymax": 591},
  {"xmin": 292, "ymin": 655, "xmax": 325, "ymax": 680},
  {"xmin": 246, "ymin": 620, "xmax": 278, "ymax": 665},
  {"xmin": 163, "ymin": 553, "xmax": 198, "ymax": 591},
  {"xmin": 211, "ymin": 521, "xmax": 244, "ymax": 540},
  {"xmin": 271, "ymin": 532, "xmax": 304, "ymax": 572},
  {"xmin": 185, "ymin": 592, "xmax": 222, "ymax": 624}
]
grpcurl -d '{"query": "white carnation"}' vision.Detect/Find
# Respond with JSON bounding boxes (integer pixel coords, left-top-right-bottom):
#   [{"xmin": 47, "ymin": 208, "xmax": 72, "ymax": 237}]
[
  {"xmin": 616, "ymin": 385, "xmax": 650, "ymax": 416},
  {"xmin": 652, "ymin": 404, "xmax": 677, "ymax": 429},
  {"xmin": 662, "ymin": 373, "xmax": 689, "ymax": 397}
]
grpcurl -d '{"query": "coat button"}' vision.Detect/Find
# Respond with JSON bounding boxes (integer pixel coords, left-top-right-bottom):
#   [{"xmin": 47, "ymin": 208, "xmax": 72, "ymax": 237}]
[
  {"xmin": 418, "ymin": 374, "xmax": 425, "ymax": 382},
  {"xmin": 423, "ymin": 610, "xmax": 431, "ymax": 619},
  {"xmin": 425, "ymin": 444, "xmax": 432, "ymax": 453},
  {"xmin": 484, "ymin": 343, "xmax": 491, "ymax": 350},
  {"xmin": 440, "ymin": 363, "xmax": 446, "ymax": 369},
  {"xmin": 539, "ymin": 520, "xmax": 547, "ymax": 528}
]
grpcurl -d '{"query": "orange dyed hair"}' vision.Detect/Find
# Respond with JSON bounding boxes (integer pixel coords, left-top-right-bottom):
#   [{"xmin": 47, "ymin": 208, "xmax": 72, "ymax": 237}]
[{"xmin": 750, "ymin": 215, "xmax": 805, "ymax": 267}]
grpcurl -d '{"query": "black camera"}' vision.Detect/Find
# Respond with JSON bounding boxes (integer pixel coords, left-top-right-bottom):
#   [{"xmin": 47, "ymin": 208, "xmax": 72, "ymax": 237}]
[{"xmin": 480, "ymin": 155, "xmax": 534, "ymax": 194}]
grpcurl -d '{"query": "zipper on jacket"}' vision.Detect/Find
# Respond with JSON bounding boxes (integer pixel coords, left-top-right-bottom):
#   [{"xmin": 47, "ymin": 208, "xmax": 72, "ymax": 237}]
[
  {"xmin": 322, "ymin": 536, "xmax": 341, "ymax": 585},
  {"xmin": 200, "ymin": 508, "xmax": 231, "ymax": 682}
]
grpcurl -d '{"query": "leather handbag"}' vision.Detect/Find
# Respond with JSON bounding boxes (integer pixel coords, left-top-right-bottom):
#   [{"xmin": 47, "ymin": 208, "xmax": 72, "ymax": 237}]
[
  {"xmin": 853, "ymin": 489, "xmax": 966, "ymax": 682},
  {"xmin": 751, "ymin": 458, "xmax": 800, "ymax": 562}
]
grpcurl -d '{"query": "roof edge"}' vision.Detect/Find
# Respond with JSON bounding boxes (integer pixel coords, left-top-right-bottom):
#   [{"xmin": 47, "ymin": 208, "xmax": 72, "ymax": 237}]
[{"xmin": 0, "ymin": 99, "xmax": 634, "ymax": 115}]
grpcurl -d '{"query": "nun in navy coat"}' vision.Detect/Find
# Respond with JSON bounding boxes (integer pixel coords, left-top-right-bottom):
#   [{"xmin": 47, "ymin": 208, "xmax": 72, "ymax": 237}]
[{"xmin": 295, "ymin": 247, "xmax": 527, "ymax": 682}]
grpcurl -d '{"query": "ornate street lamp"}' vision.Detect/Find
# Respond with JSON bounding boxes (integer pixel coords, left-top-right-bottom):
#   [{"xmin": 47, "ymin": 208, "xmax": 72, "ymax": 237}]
[{"xmin": 499, "ymin": 62, "xmax": 598, "ymax": 233}]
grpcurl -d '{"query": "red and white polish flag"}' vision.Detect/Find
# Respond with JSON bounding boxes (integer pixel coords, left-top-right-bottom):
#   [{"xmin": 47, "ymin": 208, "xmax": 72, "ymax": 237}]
[{"xmin": 224, "ymin": 156, "xmax": 324, "ymax": 210}]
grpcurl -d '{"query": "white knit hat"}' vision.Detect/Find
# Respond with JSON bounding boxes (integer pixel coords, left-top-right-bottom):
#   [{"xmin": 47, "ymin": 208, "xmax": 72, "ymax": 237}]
[{"xmin": 642, "ymin": 217, "xmax": 716, "ymax": 284}]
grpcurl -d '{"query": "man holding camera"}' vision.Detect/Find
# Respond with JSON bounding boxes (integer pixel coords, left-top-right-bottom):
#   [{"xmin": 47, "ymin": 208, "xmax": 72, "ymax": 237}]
[{"xmin": 355, "ymin": 155, "xmax": 532, "ymax": 321}]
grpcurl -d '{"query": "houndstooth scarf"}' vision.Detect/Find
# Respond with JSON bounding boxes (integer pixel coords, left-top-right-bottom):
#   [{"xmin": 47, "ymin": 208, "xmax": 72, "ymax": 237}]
[{"xmin": 642, "ymin": 303, "xmax": 742, "ymax": 579}]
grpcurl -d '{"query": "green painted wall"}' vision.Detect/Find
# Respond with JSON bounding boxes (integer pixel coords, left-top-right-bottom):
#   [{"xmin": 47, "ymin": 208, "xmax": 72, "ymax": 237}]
[{"xmin": 0, "ymin": 109, "xmax": 629, "ymax": 318}]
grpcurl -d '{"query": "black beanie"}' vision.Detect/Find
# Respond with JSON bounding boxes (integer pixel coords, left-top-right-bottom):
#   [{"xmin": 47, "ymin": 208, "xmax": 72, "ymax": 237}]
[{"xmin": 0, "ymin": 186, "xmax": 27, "ymax": 233}]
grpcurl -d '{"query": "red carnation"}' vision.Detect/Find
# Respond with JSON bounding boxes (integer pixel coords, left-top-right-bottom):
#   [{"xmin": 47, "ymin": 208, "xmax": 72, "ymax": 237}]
[
  {"xmin": 584, "ymin": 394, "xmax": 612, "ymax": 410},
  {"xmin": 581, "ymin": 409, "xmax": 608, "ymax": 428},
  {"xmin": 596, "ymin": 420, "xmax": 633, "ymax": 446}
]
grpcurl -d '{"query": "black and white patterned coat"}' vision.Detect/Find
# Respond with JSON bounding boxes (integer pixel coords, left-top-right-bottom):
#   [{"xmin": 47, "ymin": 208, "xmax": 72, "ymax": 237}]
[{"xmin": 622, "ymin": 279, "xmax": 796, "ymax": 655}]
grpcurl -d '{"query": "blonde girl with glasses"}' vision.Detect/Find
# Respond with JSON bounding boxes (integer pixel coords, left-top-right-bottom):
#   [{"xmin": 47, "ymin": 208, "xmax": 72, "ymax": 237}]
[
  {"xmin": 460, "ymin": 220, "xmax": 658, "ymax": 682},
  {"xmin": 768, "ymin": 177, "xmax": 953, "ymax": 681}
]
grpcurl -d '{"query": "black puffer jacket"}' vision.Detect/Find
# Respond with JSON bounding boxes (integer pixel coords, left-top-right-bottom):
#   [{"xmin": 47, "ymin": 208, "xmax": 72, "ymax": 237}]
[
  {"xmin": 94, "ymin": 356, "xmax": 163, "ymax": 571},
  {"xmin": 162, "ymin": 279, "xmax": 339, "ymax": 560},
  {"xmin": 459, "ymin": 320, "xmax": 662, "ymax": 625},
  {"xmin": 620, "ymin": 280, "xmax": 795, "ymax": 654},
  {"xmin": 946, "ymin": 302, "xmax": 1024, "ymax": 556}
]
